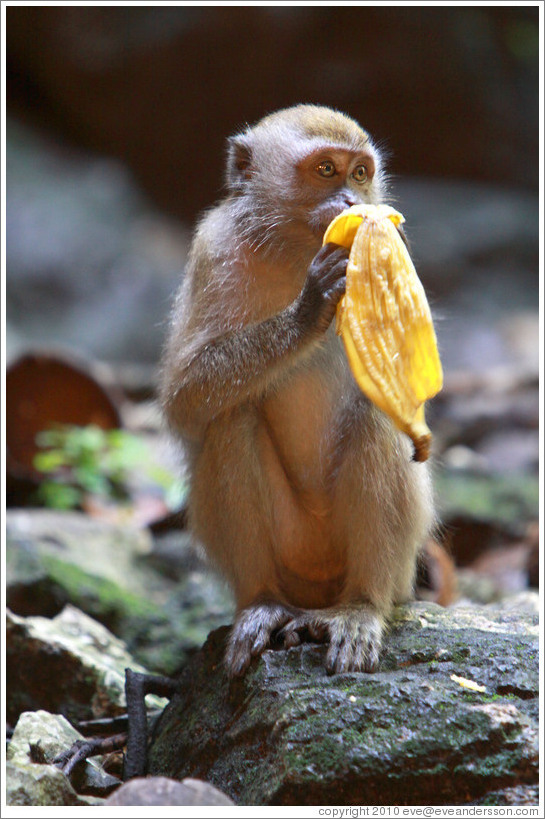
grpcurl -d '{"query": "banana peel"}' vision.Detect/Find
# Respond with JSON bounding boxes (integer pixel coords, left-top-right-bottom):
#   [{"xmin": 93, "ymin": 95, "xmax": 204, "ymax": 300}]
[{"xmin": 323, "ymin": 204, "xmax": 443, "ymax": 462}]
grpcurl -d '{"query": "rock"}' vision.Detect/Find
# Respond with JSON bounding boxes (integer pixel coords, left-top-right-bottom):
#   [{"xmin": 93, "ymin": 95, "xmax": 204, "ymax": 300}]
[
  {"xmin": 5, "ymin": 533, "xmax": 66, "ymax": 618},
  {"xmin": 6, "ymin": 117, "xmax": 188, "ymax": 364},
  {"xmin": 6, "ymin": 351, "xmax": 123, "ymax": 491},
  {"xmin": 6, "ymin": 605, "xmax": 166, "ymax": 725},
  {"xmin": 148, "ymin": 600, "xmax": 538, "ymax": 806},
  {"xmin": 8, "ymin": 710, "xmax": 87, "ymax": 766},
  {"xmin": 472, "ymin": 784, "xmax": 539, "ymax": 806},
  {"xmin": 5, "ymin": 760, "xmax": 92, "ymax": 807},
  {"xmin": 396, "ymin": 179, "xmax": 538, "ymax": 377},
  {"xmin": 475, "ymin": 429, "xmax": 539, "ymax": 475},
  {"xmin": 432, "ymin": 467, "xmax": 538, "ymax": 589},
  {"xmin": 5, "ymin": 508, "xmax": 234, "ymax": 674},
  {"xmin": 6, "ymin": 508, "xmax": 157, "ymax": 601},
  {"xmin": 434, "ymin": 469, "xmax": 539, "ymax": 531},
  {"xmin": 7, "ymin": 710, "xmax": 119, "ymax": 799},
  {"xmin": 486, "ymin": 591, "xmax": 540, "ymax": 615},
  {"xmin": 104, "ymin": 776, "xmax": 234, "ymax": 806}
]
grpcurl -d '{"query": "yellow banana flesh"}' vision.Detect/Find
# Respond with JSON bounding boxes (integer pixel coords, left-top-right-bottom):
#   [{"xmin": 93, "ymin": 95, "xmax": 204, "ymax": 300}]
[{"xmin": 323, "ymin": 204, "xmax": 443, "ymax": 462}]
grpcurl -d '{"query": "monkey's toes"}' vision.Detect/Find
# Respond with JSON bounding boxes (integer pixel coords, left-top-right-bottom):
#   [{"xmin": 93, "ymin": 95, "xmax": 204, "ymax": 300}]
[
  {"xmin": 282, "ymin": 629, "xmax": 301, "ymax": 649},
  {"xmin": 325, "ymin": 611, "xmax": 383, "ymax": 674},
  {"xmin": 279, "ymin": 615, "xmax": 328, "ymax": 647},
  {"xmin": 325, "ymin": 635, "xmax": 380, "ymax": 675},
  {"xmin": 224, "ymin": 629, "xmax": 272, "ymax": 676},
  {"xmin": 225, "ymin": 601, "xmax": 298, "ymax": 676},
  {"xmin": 224, "ymin": 638, "xmax": 252, "ymax": 678}
]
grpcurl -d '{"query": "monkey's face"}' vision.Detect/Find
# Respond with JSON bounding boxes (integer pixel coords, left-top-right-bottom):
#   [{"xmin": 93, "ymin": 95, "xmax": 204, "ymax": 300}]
[
  {"xmin": 295, "ymin": 146, "xmax": 381, "ymax": 239},
  {"xmin": 244, "ymin": 140, "xmax": 383, "ymax": 248},
  {"xmin": 226, "ymin": 106, "xmax": 385, "ymax": 249}
]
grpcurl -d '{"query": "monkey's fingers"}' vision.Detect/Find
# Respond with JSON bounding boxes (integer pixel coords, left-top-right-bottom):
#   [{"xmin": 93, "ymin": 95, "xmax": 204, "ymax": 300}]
[
  {"xmin": 326, "ymin": 641, "xmax": 380, "ymax": 675},
  {"xmin": 224, "ymin": 638, "xmax": 252, "ymax": 678},
  {"xmin": 306, "ymin": 244, "xmax": 348, "ymax": 295},
  {"xmin": 300, "ymin": 245, "xmax": 348, "ymax": 336},
  {"xmin": 319, "ymin": 241, "xmax": 350, "ymax": 260}
]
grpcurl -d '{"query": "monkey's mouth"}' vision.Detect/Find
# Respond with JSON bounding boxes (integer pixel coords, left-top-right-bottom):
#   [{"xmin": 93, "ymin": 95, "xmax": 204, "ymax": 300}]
[{"xmin": 309, "ymin": 201, "xmax": 358, "ymax": 239}]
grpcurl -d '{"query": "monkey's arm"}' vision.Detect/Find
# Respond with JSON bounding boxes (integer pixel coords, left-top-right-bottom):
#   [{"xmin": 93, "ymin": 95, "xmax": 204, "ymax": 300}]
[{"xmin": 161, "ymin": 244, "xmax": 348, "ymax": 439}]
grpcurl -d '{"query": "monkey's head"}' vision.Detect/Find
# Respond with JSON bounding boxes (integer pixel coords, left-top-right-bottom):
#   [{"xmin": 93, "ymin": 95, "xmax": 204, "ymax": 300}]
[{"xmin": 226, "ymin": 104, "xmax": 386, "ymax": 245}]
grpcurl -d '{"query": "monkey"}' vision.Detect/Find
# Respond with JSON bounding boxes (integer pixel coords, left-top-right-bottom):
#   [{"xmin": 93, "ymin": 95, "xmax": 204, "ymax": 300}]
[{"xmin": 159, "ymin": 104, "xmax": 434, "ymax": 676}]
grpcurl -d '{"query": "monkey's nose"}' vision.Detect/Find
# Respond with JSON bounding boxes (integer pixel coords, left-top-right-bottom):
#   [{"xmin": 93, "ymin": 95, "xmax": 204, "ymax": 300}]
[{"xmin": 342, "ymin": 194, "xmax": 358, "ymax": 208}]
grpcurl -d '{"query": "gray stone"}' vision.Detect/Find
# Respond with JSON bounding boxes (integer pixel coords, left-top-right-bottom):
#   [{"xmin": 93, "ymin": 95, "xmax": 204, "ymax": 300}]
[
  {"xmin": 5, "ymin": 760, "xmax": 90, "ymax": 807},
  {"xmin": 395, "ymin": 179, "xmax": 538, "ymax": 375},
  {"xmin": 7, "ymin": 710, "xmax": 119, "ymax": 798},
  {"xmin": 6, "ymin": 605, "xmax": 166, "ymax": 725},
  {"xmin": 472, "ymin": 784, "xmax": 539, "ymax": 806},
  {"xmin": 105, "ymin": 776, "xmax": 234, "ymax": 806},
  {"xmin": 6, "ymin": 117, "xmax": 189, "ymax": 364},
  {"xmin": 396, "ymin": 178, "xmax": 537, "ymax": 280},
  {"xmin": 8, "ymin": 710, "xmax": 87, "ymax": 766},
  {"xmin": 148, "ymin": 599, "xmax": 538, "ymax": 806}
]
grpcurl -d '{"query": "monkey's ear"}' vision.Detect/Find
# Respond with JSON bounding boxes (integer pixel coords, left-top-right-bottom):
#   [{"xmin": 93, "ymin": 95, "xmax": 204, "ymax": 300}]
[{"xmin": 226, "ymin": 133, "xmax": 254, "ymax": 191}]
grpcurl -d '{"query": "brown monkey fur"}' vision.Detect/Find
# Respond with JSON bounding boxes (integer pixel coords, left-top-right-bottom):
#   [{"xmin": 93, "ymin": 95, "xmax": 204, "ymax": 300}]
[{"xmin": 160, "ymin": 105, "xmax": 434, "ymax": 675}]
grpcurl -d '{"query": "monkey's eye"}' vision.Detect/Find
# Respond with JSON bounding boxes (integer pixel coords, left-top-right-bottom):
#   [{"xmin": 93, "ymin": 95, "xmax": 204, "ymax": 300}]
[
  {"xmin": 352, "ymin": 164, "xmax": 368, "ymax": 184},
  {"xmin": 316, "ymin": 160, "xmax": 337, "ymax": 178}
]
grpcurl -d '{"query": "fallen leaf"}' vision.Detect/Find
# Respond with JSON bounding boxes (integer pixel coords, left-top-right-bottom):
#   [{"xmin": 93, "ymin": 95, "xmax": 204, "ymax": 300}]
[{"xmin": 450, "ymin": 674, "xmax": 486, "ymax": 693}]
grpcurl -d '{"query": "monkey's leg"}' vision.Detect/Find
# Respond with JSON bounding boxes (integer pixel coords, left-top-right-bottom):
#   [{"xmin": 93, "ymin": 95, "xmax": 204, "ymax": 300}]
[
  {"xmin": 282, "ymin": 406, "xmax": 434, "ymax": 674},
  {"xmin": 190, "ymin": 409, "xmax": 302, "ymax": 677}
]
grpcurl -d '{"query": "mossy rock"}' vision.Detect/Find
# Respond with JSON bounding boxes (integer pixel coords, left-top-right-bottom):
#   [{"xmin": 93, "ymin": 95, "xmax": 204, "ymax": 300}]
[
  {"xmin": 435, "ymin": 469, "xmax": 539, "ymax": 527},
  {"xmin": 148, "ymin": 599, "xmax": 538, "ymax": 806},
  {"xmin": 6, "ymin": 509, "xmax": 233, "ymax": 674}
]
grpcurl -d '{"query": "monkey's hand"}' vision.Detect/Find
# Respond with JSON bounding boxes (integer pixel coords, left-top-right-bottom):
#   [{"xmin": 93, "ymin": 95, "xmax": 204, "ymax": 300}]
[
  {"xmin": 225, "ymin": 600, "xmax": 300, "ymax": 677},
  {"xmin": 296, "ymin": 243, "xmax": 349, "ymax": 336},
  {"xmin": 280, "ymin": 603, "xmax": 384, "ymax": 674}
]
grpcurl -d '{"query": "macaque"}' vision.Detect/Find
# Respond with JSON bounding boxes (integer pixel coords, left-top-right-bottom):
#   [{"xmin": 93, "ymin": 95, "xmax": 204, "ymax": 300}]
[{"xmin": 160, "ymin": 105, "xmax": 434, "ymax": 675}]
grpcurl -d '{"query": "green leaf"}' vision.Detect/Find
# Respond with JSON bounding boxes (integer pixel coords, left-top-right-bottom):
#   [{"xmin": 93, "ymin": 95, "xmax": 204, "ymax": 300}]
[
  {"xmin": 37, "ymin": 481, "xmax": 82, "ymax": 510},
  {"xmin": 32, "ymin": 422, "xmax": 184, "ymax": 510},
  {"xmin": 33, "ymin": 450, "xmax": 68, "ymax": 474}
]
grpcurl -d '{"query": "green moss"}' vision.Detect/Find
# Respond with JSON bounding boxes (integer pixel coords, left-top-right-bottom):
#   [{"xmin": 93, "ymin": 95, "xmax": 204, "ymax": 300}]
[
  {"xmin": 282, "ymin": 732, "xmax": 348, "ymax": 774},
  {"xmin": 39, "ymin": 554, "xmax": 190, "ymax": 673},
  {"xmin": 435, "ymin": 470, "xmax": 539, "ymax": 524},
  {"xmin": 42, "ymin": 555, "xmax": 160, "ymax": 623},
  {"xmin": 481, "ymin": 692, "xmax": 517, "ymax": 702}
]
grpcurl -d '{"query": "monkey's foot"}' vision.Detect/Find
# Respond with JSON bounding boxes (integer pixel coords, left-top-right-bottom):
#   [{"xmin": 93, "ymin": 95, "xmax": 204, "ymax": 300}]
[
  {"xmin": 280, "ymin": 603, "xmax": 385, "ymax": 674},
  {"xmin": 225, "ymin": 601, "xmax": 299, "ymax": 677}
]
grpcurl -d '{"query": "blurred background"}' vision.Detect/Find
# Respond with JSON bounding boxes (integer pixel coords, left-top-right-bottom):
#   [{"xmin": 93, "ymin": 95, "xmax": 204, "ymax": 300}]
[{"xmin": 5, "ymin": 5, "xmax": 541, "ymax": 637}]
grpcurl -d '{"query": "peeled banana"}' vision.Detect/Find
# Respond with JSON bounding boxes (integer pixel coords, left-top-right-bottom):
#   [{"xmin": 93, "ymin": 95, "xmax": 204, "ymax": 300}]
[{"xmin": 323, "ymin": 204, "xmax": 443, "ymax": 462}]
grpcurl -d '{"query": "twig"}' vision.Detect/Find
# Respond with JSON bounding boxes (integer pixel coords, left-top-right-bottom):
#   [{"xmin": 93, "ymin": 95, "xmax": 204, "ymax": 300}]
[
  {"xmin": 123, "ymin": 669, "xmax": 179, "ymax": 781},
  {"xmin": 53, "ymin": 732, "xmax": 127, "ymax": 777},
  {"xmin": 74, "ymin": 714, "xmax": 129, "ymax": 736}
]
